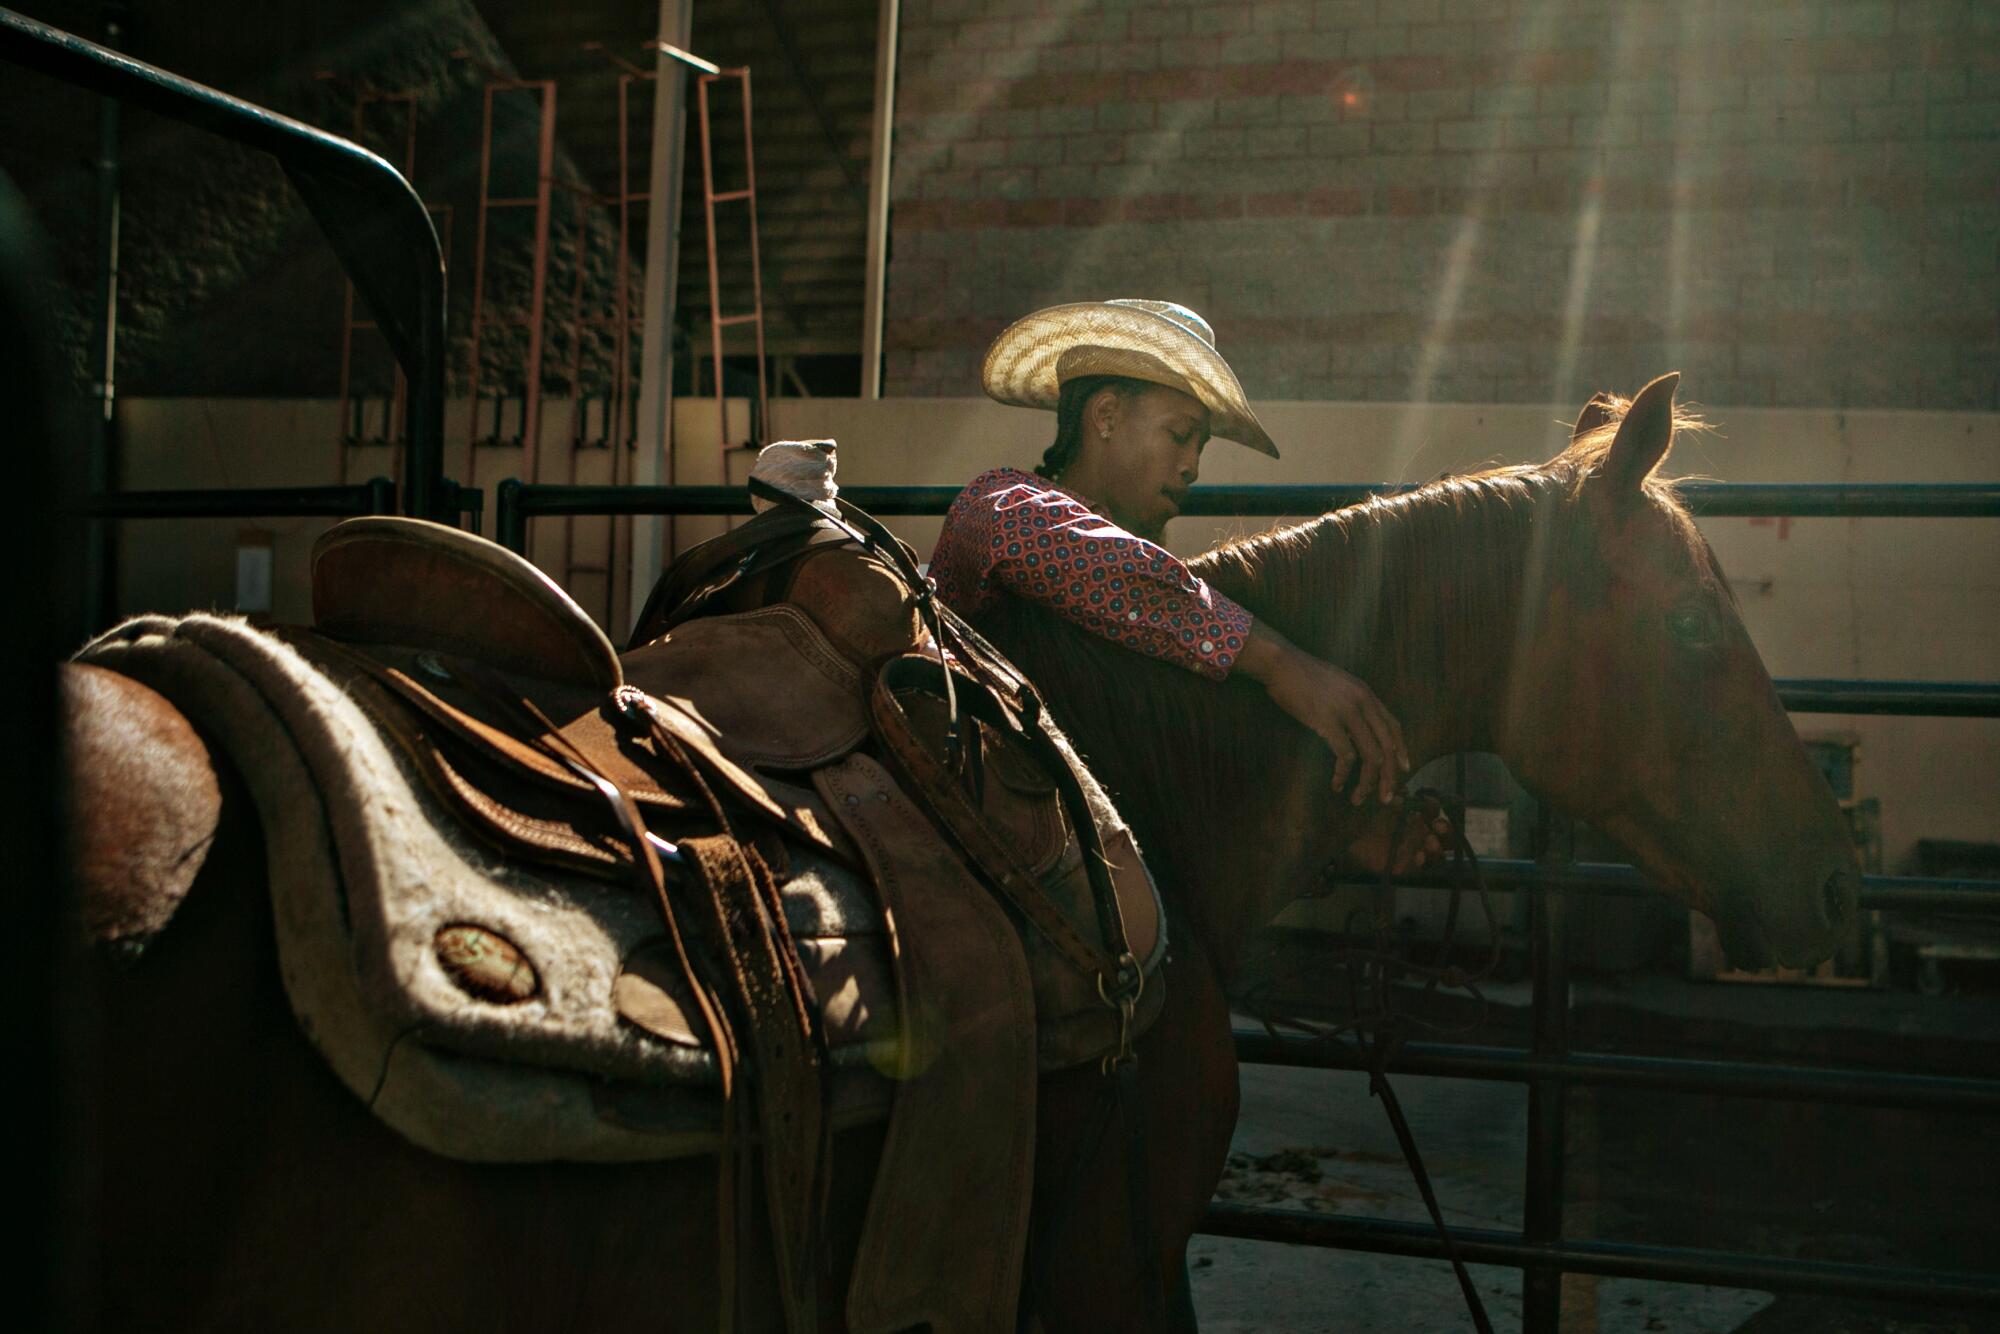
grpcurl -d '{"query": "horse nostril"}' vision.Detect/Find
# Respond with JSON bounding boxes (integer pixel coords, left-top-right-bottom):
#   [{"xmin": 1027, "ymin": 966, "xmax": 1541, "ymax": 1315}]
[{"xmin": 1822, "ymin": 870, "xmax": 1856, "ymax": 927}]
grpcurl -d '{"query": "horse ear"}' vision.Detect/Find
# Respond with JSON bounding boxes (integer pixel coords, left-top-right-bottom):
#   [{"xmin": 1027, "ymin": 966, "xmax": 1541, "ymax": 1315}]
[
  {"xmin": 1571, "ymin": 393, "xmax": 1618, "ymax": 443},
  {"xmin": 1599, "ymin": 372, "xmax": 1680, "ymax": 495}
]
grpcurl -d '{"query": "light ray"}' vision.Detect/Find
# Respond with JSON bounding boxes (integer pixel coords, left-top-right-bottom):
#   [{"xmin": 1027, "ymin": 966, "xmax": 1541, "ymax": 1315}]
[{"xmin": 1386, "ymin": 0, "xmax": 1568, "ymax": 484}]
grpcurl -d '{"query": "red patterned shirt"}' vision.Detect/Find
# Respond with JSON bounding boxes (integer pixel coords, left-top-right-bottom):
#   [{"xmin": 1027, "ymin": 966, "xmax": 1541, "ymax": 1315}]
[{"xmin": 928, "ymin": 466, "xmax": 1252, "ymax": 681}]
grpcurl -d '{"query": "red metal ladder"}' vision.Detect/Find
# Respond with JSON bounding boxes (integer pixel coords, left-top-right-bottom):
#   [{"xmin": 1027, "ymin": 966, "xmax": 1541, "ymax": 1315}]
[
  {"xmin": 329, "ymin": 87, "xmax": 450, "ymax": 491},
  {"xmin": 657, "ymin": 40, "xmax": 769, "ymax": 459},
  {"xmin": 559, "ymin": 45, "xmax": 657, "ymax": 629},
  {"xmin": 461, "ymin": 66, "xmax": 557, "ymax": 493}
]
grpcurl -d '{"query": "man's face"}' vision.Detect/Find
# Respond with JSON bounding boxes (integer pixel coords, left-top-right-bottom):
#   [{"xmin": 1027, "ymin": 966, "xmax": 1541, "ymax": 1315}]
[{"xmin": 1088, "ymin": 384, "xmax": 1211, "ymax": 542}]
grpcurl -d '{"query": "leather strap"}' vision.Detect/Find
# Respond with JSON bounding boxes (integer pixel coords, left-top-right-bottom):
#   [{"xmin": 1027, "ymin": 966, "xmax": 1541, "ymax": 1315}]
[
  {"xmin": 441, "ymin": 666, "xmax": 752, "ymax": 1332},
  {"xmin": 413, "ymin": 657, "xmax": 831, "ymax": 1334},
  {"xmin": 678, "ymin": 832, "xmax": 827, "ymax": 1334},
  {"xmin": 822, "ymin": 754, "xmax": 1037, "ymax": 1334},
  {"xmin": 869, "ymin": 655, "xmax": 1129, "ymax": 987},
  {"xmin": 627, "ymin": 504, "xmax": 833, "ymax": 648},
  {"xmin": 1366, "ymin": 1042, "xmax": 1494, "ymax": 1334}
]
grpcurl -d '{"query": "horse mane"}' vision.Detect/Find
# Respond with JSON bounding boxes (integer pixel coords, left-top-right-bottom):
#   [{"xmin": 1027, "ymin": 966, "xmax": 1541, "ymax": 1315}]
[
  {"xmin": 974, "ymin": 394, "xmax": 1716, "ymax": 903},
  {"xmin": 1189, "ymin": 392, "xmax": 1718, "ymax": 657}
]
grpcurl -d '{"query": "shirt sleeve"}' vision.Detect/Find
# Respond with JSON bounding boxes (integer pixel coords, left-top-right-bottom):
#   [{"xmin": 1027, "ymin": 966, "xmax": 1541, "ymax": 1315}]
[{"xmin": 930, "ymin": 469, "xmax": 1252, "ymax": 682}]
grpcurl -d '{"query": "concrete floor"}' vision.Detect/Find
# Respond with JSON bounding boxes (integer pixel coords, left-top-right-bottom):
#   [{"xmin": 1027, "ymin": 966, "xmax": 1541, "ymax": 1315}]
[
  {"xmin": 1185, "ymin": 972, "xmax": 2000, "ymax": 1334},
  {"xmin": 1187, "ymin": 1064, "xmax": 1777, "ymax": 1333}
]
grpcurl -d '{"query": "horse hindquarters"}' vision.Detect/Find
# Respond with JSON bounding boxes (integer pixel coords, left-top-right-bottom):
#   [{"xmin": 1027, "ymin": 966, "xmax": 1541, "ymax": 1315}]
[{"xmin": 1027, "ymin": 939, "xmax": 1240, "ymax": 1333}]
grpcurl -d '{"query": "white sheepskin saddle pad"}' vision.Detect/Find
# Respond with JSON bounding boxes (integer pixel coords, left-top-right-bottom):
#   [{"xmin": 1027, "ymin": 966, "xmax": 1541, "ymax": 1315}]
[{"xmin": 76, "ymin": 613, "xmax": 901, "ymax": 1164}]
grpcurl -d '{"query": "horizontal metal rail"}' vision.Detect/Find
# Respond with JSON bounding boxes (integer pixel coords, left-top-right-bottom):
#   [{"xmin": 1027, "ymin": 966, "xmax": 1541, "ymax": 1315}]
[
  {"xmin": 78, "ymin": 479, "xmax": 396, "ymax": 519},
  {"xmin": 1198, "ymin": 1206, "xmax": 2000, "ymax": 1309},
  {"xmin": 1369, "ymin": 859, "xmax": 2000, "ymax": 914},
  {"xmin": 1777, "ymin": 678, "xmax": 2000, "ymax": 717},
  {"xmin": 493, "ymin": 479, "xmax": 2000, "ymax": 551},
  {"xmin": 1231, "ymin": 1031, "xmax": 2000, "ymax": 1113}
]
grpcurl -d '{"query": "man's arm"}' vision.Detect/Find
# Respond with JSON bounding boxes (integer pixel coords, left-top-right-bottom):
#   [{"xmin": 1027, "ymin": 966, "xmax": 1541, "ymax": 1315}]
[{"xmin": 1236, "ymin": 615, "xmax": 1409, "ymax": 805}]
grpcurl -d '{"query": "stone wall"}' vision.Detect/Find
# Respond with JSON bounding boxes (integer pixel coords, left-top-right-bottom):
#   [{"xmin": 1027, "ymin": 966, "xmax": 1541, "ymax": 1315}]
[{"xmin": 883, "ymin": 0, "xmax": 1999, "ymax": 410}]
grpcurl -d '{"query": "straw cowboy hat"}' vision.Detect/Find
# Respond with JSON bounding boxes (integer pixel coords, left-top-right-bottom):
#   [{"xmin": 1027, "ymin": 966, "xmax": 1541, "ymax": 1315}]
[{"xmin": 980, "ymin": 298, "xmax": 1279, "ymax": 458}]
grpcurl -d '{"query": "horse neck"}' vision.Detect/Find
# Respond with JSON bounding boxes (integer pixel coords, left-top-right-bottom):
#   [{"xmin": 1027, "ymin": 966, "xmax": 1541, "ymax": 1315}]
[
  {"xmin": 1194, "ymin": 478, "xmax": 1540, "ymax": 765},
  {"xmin": 976, "ymin": 482, "xmax": 1542, "ymax": 982},
  {"xmin": 1175, "ymin": 481, "xmax": 1541, "ymax": 970}
]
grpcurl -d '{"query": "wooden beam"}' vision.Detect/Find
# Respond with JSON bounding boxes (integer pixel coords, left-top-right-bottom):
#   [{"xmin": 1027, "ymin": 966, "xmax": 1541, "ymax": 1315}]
[
  {"xmin": 859, "ymin": 0, "xmax": 898, "ymax": 399},
  {"xmin": 629, "ymin": 0, "xmax": 692, "ymax": 628}
]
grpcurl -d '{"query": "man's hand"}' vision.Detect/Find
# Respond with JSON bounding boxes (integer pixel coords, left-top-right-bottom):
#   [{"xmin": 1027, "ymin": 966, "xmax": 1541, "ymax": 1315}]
[
  {"xmin": 1334, "ymin": 795, "xmax": 1456, "ymax": 876},
  {"xmin": 1236, "ymin": 617, "xmax": 1410, "ymax": 804}
]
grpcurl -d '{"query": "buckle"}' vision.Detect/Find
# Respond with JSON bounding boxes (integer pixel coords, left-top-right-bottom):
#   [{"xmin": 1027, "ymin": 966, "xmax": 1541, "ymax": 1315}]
[
  {"xmin": 1097, "ymin": 951, "xmax": 1143, "ymax": 1074},
  {"xmin": 610, "ymin": 685, "xmax": 654, "ymax": 729}
]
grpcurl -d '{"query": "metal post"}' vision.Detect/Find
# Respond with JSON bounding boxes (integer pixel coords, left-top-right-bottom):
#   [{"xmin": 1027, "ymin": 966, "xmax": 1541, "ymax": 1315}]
[
  {"xmin": 1522, "ymin": 805, "xmax": 1573, "ymax": 1333},
  {"xmin": 738, "ymin": 68, "xmax": 768, "ymax": 448},
  {"xmin": 696, "ymin": 73, "xmax": 725, "ymax": 450},
  {"xmin": 629, "ymin": 1, "xmax": 693, "ymax": 627},
  {"xmin": 336, "ymin": 89, "xmax": 419, "ymax": 484},
  {"xmin": 464, "ymin": 83, "xmax": 496, "ymax": 484},
  {"xmin": 463, "ymin": 77, "xmax": 557, "ymax": 493},
  {"xmin": 86, "ymin": 0, "xmax": 126, "ymax": 630},
  {"xmin": 860, "ymin": 0, "xmax": 898, "ymax": 398},
  {"xmin": 522, "ymin": 80, "xmax": 556, "ymax": 485}
]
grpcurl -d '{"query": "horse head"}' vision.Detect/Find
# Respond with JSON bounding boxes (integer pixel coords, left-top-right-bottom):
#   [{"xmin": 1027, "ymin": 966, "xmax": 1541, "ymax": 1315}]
[{"xmin": 1497, "ymin": 373, "xmax": 1859, "ymax": 969}]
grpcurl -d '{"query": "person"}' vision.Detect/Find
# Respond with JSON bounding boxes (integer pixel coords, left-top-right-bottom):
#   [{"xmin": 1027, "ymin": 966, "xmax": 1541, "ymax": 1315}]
[{"xmin": 931, "ymin": 299, "xmax": 1446, "ymax": 869}]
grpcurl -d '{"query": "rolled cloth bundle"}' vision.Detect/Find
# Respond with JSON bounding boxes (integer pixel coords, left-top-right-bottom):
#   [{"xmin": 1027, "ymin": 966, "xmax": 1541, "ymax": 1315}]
[{"xmin": 749, "ymin": 438, "xmax": 838, "ymax": 512}]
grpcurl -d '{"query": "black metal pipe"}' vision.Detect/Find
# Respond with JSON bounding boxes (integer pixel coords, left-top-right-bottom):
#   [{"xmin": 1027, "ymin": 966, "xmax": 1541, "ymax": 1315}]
[
  {"xmin": 84, "ymin": 1, "xmax": 125, "ymax": 630},
  {"xmin": 79, "ymin": 482, "xmax": 394, "ymax": 518},
  {"xmin": 496, "ymin": 478, "xmax": 527, "ymax": 553},
  {"xmin": 1197, "ymin": 1206, "xmax": 2000, "ymax": 1308},
  {"xmin": 1521, "ymin": 824, "xmax": 1572, "ymax": 1334},
  {"xmin": 1776, "ymin": 678, "xmax": 2000, "ymax": 717},
  {"xmin": 1232, "ymin": 1032, "xmax": 2000, "ymax": 1113},
  {"xmin": 1334, "ymin": 859, "xmax": 2000, "ymax": 913},
  {"xmin": 495, "ymin": 480, "xmax": 2000, "ymax": 526},
  {"xmin": 0, "ymin": 8, "xmax": 449, "ymax": 522},
  {"xmin": 1678, "ymin": 481, "xmax": 2000, "ymax": 518},
  {"xmin": 499, "ymin": 482, "xmax": 962, "ymax": 521}
]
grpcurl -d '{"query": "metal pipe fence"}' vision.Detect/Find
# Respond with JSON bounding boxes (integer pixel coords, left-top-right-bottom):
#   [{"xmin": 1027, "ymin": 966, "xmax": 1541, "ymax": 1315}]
[
  {"xmin": 493, "ymin": 479, "xmax": 2000, "ymax": 551},
  {"xmin": 78, "ymin": 479, "xmax": 398, "ymax": 519},
  {"xmin": 1, "ymin": 8, "xmax": 457, "ymax": 524},
  {"xmin": 497, "ymin": 475, "xmax": 2000, "ymax": 1326}
]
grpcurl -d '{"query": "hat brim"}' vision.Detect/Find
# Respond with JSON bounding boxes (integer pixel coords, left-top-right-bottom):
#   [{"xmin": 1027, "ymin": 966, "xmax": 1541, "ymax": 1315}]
[{"xmin": 981, "ymin": 302, "xmax": 1279, "ymax": 458}]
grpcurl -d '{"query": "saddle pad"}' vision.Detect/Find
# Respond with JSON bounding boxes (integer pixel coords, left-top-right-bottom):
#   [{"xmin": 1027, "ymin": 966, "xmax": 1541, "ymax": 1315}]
[{"xmin": 76, "ymin": 614, "xmax": 900, "ymax": 1164}]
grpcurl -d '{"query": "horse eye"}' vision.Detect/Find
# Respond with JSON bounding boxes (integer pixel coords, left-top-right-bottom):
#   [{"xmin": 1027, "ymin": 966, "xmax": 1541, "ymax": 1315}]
[{"xmin": 1667, "ymin": 606, "xmax": 1718, "ymax": 648}]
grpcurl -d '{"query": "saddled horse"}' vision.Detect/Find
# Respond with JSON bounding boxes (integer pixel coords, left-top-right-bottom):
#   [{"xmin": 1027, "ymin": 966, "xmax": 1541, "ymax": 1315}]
[{"xmin": 63, "ymin": 373, "xmax": 1856, "ymax": 1331}]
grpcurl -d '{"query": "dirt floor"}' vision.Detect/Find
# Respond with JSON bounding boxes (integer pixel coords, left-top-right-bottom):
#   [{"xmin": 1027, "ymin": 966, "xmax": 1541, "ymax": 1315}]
[{"xmin": 1187, "ymin": 965, "xmax": 2000, "ymax": 1333}]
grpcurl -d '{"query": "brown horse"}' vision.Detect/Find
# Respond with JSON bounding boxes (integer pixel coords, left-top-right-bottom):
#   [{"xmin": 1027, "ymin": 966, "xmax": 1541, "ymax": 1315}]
[{"xmin": 65, "ymin": 374, "xmax": 1856, "ymax": 1331}]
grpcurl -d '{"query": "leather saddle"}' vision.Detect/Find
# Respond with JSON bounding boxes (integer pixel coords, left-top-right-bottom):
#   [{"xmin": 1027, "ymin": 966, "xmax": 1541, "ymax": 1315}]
[
  {"xmin": 312, "ymin": 515, "xmax": 1166, "ymax": 1068},
  {"xmin": 293, "ymin": 509, "xmax": 1166, "ymax": 1334}
]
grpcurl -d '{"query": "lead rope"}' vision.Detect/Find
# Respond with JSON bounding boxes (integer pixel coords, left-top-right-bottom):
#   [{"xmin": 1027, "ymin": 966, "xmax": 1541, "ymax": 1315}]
[{"xmin": 1243, "ymin": 790, "xmax": 1502, "ymax": 1334}]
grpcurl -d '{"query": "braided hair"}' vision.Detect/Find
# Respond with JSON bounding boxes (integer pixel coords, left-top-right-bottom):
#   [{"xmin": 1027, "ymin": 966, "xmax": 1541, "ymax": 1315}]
[{"xmin": 1033, "ymin": 374, "xmax": 1150, "ymax": 481}]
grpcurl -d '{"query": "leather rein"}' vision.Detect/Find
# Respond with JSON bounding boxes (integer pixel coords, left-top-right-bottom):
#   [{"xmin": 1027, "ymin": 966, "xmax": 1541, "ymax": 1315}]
[{"xmin": 1244, "ymin": 790, "xmax": 1505, "ymax": 1334}]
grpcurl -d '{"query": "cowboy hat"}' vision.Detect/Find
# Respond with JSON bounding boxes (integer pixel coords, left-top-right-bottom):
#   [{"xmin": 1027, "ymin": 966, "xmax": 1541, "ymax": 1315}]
[{"xmin": 980, "ymin": 298, "xmax": 1279, "ymax": 458}]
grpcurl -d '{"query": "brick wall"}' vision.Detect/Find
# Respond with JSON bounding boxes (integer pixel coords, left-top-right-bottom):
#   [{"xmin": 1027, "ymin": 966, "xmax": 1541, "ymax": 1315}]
[{"xmin": 883, "ymin": 0, "xmax": 1998, "ymax": 410}]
